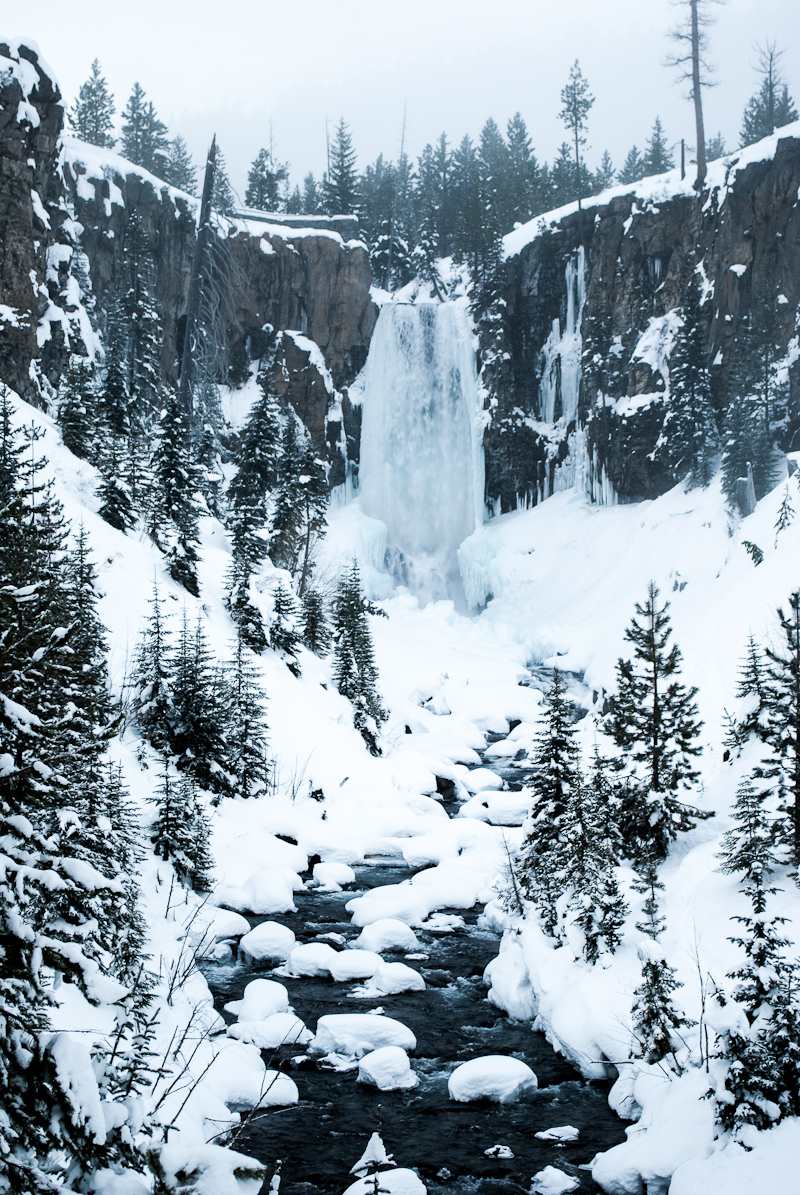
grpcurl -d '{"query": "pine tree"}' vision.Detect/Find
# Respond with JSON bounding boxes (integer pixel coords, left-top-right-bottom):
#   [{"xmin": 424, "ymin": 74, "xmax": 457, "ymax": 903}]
[
  {"xmin": 593, "ymin": 150, "xmax": 616, "ymax": 193},
  {"xmin": 760, "ymin": 591, "xmax": 800, "ymax": 864},
  {"xmin": 225, "ymin": 517, "xmax": 269, "ymax": 653},
  {"xmin": 642, "ymin": 117, "xmax": 675, "ymax": 176},
  {"xmin": 269, "ymin": 415, "xmax": 305, "ymax": 574},
  {"xmin": 270, "ymin": 581, "xmax": 301, "ymax": 676},
  {"xmin": 631, "ymin": 939, "xmax": 692, "ymax": 1070},
  {"xmin": 609, "ymin": 583, "xmax": 709, "ymax": 863},
  {"xmin": 324, "ymin": 119, "xmax": 359, "ymax": 215},
  {"xmin": 58, "ymin": 354, "xmax": 96, "ymax": 460},
  {"xmin": 295, "ymin": 440, "xmax": 329, "ymax": 594},
  {"xmin": 332, "ymin": 562, "xmax": 387, "ymax": 755},
  {"xmin": 68, "ymin": 59, "xmax": 116, "ymax": 148},
  {"xmin": 245, "ymin": 147, "xmax": 290, "ymax": 210},
  {"xmin": 123, "ymin": 211, "xmax": 162, "ymax": 423},
  {"xmin": 618, "ymin": 146, "xmax": 644, "ymax": 185},
  {"xmin": 559, "ymin": 60, "xmax": 594, "ymax": 211},
  {"xmin": 163, "ymin": 135, "xmax": 197, "ymax": 194},
  {"xmin": 100, "ymin": 296, "xmax": 131, "ymax": 436},
  {"xmin": 227, "ymin": 635, "xmax": 270, "ymax": 799},
  {"xmin": 728, "ymin": 290, "xmax": 787, "ymax": 453},
  {"xmin": 170, "ymin": 613, "xmax": 232, "ymax": 799},
  {"xmin": 706, "ymin": 131, "xmax": 727, "ymax": 161},
  {"xmin": 774, "ymin": 482, "xmax": 795, "ymax": 544},
  {"xmin": 301, "ymin": 586, "xmax": 331, "ymax": 655},
  {"xmin": 129, "ymin": 583, "xmax": 174, "ymax": 756},
  {"xmin": 519, "ymin": 669, "xmax": 581, "ymax": 932},
  {"xmin": 227, "ymin": 368, "xmax": 282, "ymax": 513},
  {"xmin": 121, "ymin": 82, "xmax": 169, "ymax": 176},
  {"xmin": 724, "ymin": 635, "xmax": 769, "ymax": 753},
  {"xmin": 151, "ymin": 761, "xmax": 212, "ymax": 891},
  {"xmin": 149, "ymin": 390, "xmax": 203, "ymax": 596},
  {"xmin": 505, "ymin": 113, "xmax": 546, "ymax": 224},
  {"xmin": 301, "ymin": 172, "xmax": 321, "ymax": 214},
  {"xmin": 211, "ymin": 146, "xmax": 237, "ymax": 214},
  {"xmin": 721, "ymin": 392, "xmax": 775, "ymax": 512},
  {"xmin": 740, "ymin": 42, "xmax": 798, "ymax": 146},
  {"xmin": 664, "ymin": 271, "xmax": 716, "ymax": 486}
]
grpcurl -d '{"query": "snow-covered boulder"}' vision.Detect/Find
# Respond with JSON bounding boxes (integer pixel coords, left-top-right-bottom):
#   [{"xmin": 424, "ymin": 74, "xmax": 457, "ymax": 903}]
[
  {"xmin": 310, "ymin": 1014, "xmax": 417, "ymax": 1058},
  {"xmin": 459, "ymin": 791, "xmax": 532, "ymax": 825},
  {"xmin": 227, "ymin": 1012, "xmax": 312, "ymax": 1049},
  {"xmin": 462, "ymin": 767, "xmax": 504, "ymax": 793},
  {"xmin": 328, "ymin": 949, "xmax": 383, "ymax": 982},
  {"xmin": 285, "ymin": 942, "xmax": 339, "ymax": 977},
  {"xmin": 156, "ymin": 1143, "xmax": 268, "ymax": 1195},
  {"xmin": 447, "ymin": 1056, "xmax": 538, "ymax": 1103},
  {"xmin": 346, "ymin": 884, "xmax": 431, "ymax": 927},
  {"xmin": 343, "ymin": 1170, "xmax": 426, "ymax": 1195},
  {"xmin": 313, "ymin": 861, "xmax": 356, "ymax": 889},
  {"xmin": 410, "ymin": 866, "xmax": 484, "ymax": 910},
  {"xmin": 530, "ymin": 1167, "xmax": 579, "ymax": 1194},
  {"xmin": 238, "ymin": 920, "xmax": 296, "ymax": 962},
  {"xmin": 361, "ymin": 961, "xmax": 425, "ymax": 996},
  {"xmin": 483, "ymin": 934, "xmax": 537, "ymax": 1020},
  {"xmin": 186, "ymin": 906, "xmax": 251, "ymax": 953},
  {"xmin": 240, "ymin": 869, "xmax": 296, "ymax": 915},
  {"xmin": 535, "ymin": 1126, "xmax": 580, "ymax": 1143},
  {"xmin": 224, "ymin": 979, "xmax": 289, "ymax": 1021},
  {"xmin": 357, "ymin": 1046, "xmax": 418, "ymax": 1091},
  {"xmin": 353, "ymin": 918, "xmax": 419, "ymax": 952}
]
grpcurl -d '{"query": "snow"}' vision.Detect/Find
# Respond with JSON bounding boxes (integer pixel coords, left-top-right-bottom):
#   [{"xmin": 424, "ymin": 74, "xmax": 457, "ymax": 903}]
[
  {"xmin": 227, "ymin": 1012, "xmax": 313, "ymax": 1048},
  {"xmin": 670, "ymin": 1118, "xmax": 800, "ymax": 1195},
  {"xmin": 447, "ymin": 1056, "xmax": 538, "ymax": 1103},
  {"xmin": 313, "ymin": 860, "xmax": 356, "ymax": 890},
  {"xmin": 346, "ymin": 884, "xmax": 432, "ymax": 927},
  {"xmin": 238, "ymin": 920, "xmax": 296, "ymax": 962},
  {"xmin": 224, "ymin": 979, "xmax": 289, "ymax": 1020},
  {"xmin": 327, "ymin": 948, "xmax": 383, "ymax": 982},
  {"xmin": 357, "ymin": 1046, "xmax": 418, "ymax": 1090},
  {"xmin": 535, "ymin": 1126, "xmax": 580, "ymax": 1142},
  {"xmin": 156, "ymin": 1143, "xmax": 267, "ymax": 1195},
  {"xmin": 462, "ymin": 767, "xmax": 504, "ymax": 793},
  {"xmin": 353, "ymin": 918, "xmax": 419, "ymax": 952},
  {"xmin": 285, "ymin": 941, "xmax": 340, "ymax": 976},
  {"xmin": 343, "ymin": 1170, "xmax": 427, "ymax": 1195},
  {"xmin": 360, "ymin": 960, "xmax": 426, "ymax": 996},
  {"xmin": 530, "ymin": 1168, "xmax": 580, "ymax": 1195},
  {"xmin": 239, "ymin": 868, "xmax": 298, "ymax": 914},
  {"xmin": 309, "ymin": 1014, "xmax": 417, "ymax": 1058}
]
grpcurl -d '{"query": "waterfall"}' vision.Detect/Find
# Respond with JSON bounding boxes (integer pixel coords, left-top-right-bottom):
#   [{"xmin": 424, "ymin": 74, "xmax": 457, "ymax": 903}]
[
  {"xmin": 358, "ymin": 300, "xmax": 484, "ymax": 600},
  {"xmin": 538, "ymin": 246, "xmax": 586, "ymax": 425}
]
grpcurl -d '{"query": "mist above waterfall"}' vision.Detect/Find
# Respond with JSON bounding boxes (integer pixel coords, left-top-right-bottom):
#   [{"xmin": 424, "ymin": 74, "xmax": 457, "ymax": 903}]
[{"xmin": 358, "ymin": 300, "xmax": 484, "ymax": 602}]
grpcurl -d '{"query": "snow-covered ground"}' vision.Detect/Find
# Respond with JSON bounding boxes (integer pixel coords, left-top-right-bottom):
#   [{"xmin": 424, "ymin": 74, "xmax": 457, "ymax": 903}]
[{"xmin": 10, "ymin": 383, "xmax": 800, "ymax": 1194}]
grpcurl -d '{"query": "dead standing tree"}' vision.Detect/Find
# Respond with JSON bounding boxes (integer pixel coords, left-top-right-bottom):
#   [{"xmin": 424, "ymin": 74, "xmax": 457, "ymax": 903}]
[{"xmin": 665, "ymin": 0, "xmax": 723, "ymax": 190}]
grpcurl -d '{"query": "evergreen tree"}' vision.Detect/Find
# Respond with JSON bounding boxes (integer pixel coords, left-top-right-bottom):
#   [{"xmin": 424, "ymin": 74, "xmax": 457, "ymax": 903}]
[
  {"xmin": 100, "ymin": 296, "xmax": 131, "ymax": 436},
  {"xmin": 163, "ymin": 135, "xmax": 197, "ymax": 194},
  {"xmin": 618, "ymin": 146, "xmax": 644, "ymax": 185},
  {"xmin": 58, "ymin": 354, "xmax": 96, "ymax": 460},
  {"xmin": 774, "ymin": 482, "xmax": 795, "ymax": 543},
  {"xmin": 68, "ymin": 59, "xmax": 116, "ymax": 148},
  {"xmin": 225, "ymin": 537, "xmax": 268, "ymax": 653},
  {"xmin": 720, "ymin": 392, "xmax": 775, "ymax": 512},
  {"xmin": 740, "ymin": 42, "xmax": 798, "ymax": 146},
  {"xmin": 324, "ymin": 118, "xmax": 359, "ymax": 215},
  {"xmin": 631, "ymin": 939, "xmax": 692, "ymax": 1070},
  {"xmin": 724, "ymin": 635, "xmax": 770, "ymax": 753},
  {"xmin": 609, "ymin": 583, "xmax": 708, "ymax": 863},
  {"xmin": 559, "ymin": 60, "xmax": 594, "ymax": 211},
  {"xmin": 170, "ymin": 613, "xmax": 232, "ymax": 798},
  {"xmin": 245, "ymin": 147, "xmax": 289, "ymax": 210},
  {"xmin": 269, "ymin": 415, "xmax": 305, "ymax": 574},
  {"xmin": 301, "ymin": 586, "xmax": 331, "ymax": 655},
  {"xmin": 151, "ymin": 760, "xmax": 212, "ymax": 891},
  {"xmin": 285, "ymin": 184, "xmax": 303, "ymax": 214},
  {"xmin": 123, "ymin": 210, "xmax": 162, "ymax": 421},
  {"xmin": 761, "ymin": 591, "xmax": 800, "ymax": 864},
  {"xmin": 270, "ymin": 581, "xmax": 301, "ymax": 676},
  {"xmin": 129, "ymin": 583, "xmax": 174, "ymax": 756},
  {"xmin": 227, "ymin": 367, "xmax": 282, "ymax": 513},
  {"xmin": 505, "ymin": 113, "xmax": 546, "ymax": 224},
  {"xmin": 295, "ymin": 440, "xmax": 329, "ymax": 594},
  {"xmin": 642, "ymin": 117, "xmax": 675, "ymax": 176},
  {"xmin": 706, "ymin": 131, "xmax": 727, "ymax": 161},
  {"xmin": 226, "ymin": 635, "xmax": 271, "ymax": 799},
  {"xmin": 519, "ymin": 669, "xmax": 581, "ymax": 932},
  {"xmin": 332, "ymin": 562, "xmax": 387, "ymax": 755},
  {"xmin": 550, "ymin": 141, "xmax": 593, "ymax": 206},
  {"xmin": 301, "ymin": 172, "xmax": 321, "ymax": 214},
  {"xmin": 593, "ymin": 150, "xmax": 616, "ymax": 192},
  {"xmin": 664, "ymin": 271, "xmax": 716, "ymax": 486},
  {"xmin": 121, "ymin": 82, "xmax": 169, "ymax": 176},
  {"xmin": 149, "ymin": 390, "xmax": 203, "ymax": 596},
  {"xmin": 211, "ymin": 146, "xmax": 237, "ymax": 215}
]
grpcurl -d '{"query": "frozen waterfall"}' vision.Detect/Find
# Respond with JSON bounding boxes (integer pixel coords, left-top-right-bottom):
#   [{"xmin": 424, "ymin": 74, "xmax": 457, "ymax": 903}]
[
  {"xmin": 358, "ymin": 301, "xmax": 484, "ymax": 601},
  {"xmin": 538, "ymin": 246, "xmax": 586, "ymax": 424}
]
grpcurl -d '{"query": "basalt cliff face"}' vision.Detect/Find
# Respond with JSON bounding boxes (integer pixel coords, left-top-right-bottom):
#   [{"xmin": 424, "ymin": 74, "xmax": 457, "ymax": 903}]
[{"xmin": 482, "ymin": 130, "xmax": 800, "ymax": 510}]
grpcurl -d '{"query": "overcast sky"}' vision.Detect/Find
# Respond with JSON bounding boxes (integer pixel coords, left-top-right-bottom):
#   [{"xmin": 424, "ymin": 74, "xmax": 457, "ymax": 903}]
[{"xmin": 7, "ymin": 0, "xmax": 798, "ymax": 197}]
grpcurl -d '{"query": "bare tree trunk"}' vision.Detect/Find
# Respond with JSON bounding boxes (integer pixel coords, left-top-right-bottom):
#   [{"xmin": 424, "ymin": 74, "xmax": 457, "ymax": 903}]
[
  {"xmin": 691, "ymin": 0, "xmax": 707, "ymax": 189},
  {"xmin": 178, "ymin": 138, "xmax": 217, "ymax": 415}
]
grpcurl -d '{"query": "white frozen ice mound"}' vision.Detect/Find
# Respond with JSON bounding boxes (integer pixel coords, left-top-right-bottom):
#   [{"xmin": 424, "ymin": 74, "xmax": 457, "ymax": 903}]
[
  {"xmin": 285, "ymin": 942, "xmax": 340, "ymax": 977},
  {"xmin": 240, "ymin": 868, "xmax": 299, "ymax": 915},
  {"xmin": 447, "ymin": 1056, "xmax": 538, "ymax": 1103},
  {"xmin": 328, "ymin": 949, "xmax": 383, "ymax": 982},
  {"xmin": 313, "ymin": 861, "xmax": 356, "ymax": 889},
  {"xmin": 310, "ymin": 1014, "xmax": 417, "ymax": 1058},
  {"xmin": 227, "ymin": 1012, "xmax": 312, "ymax": 1048},
  {"xmin": 343, "ymin": 1169, "xmax": 427, "ymax": 1195},
  {"xmin": 357, "ymin": 1045, "xmax": 418, "ymax": 1090},
  {"xmin": 530, "ymin": 1167, "xmax": 579, "ymax": 1194},
  {"xmin": 224, "ymin": 978, "xmax": 289, "ymax": 1021},
  {"xmin": 535, "ymin": 1126, "xmax": 580, "ymax": 1143},
  {"xmin": 354, "ymin": 918, "xmax": 419, "ymax": 952},
  {"xmin": 361, "ymin": 961, "xmax": 426, "ymax": 996},
  {"xmin": 238, "ymin": 920, "xmax": 296, "ymax": 962}
]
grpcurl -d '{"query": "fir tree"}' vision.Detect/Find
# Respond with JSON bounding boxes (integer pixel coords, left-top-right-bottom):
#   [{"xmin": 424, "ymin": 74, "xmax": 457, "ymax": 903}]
[
  {"xmin": 211, "ymin": 146, "xmax": 237, "ymax": 215},
  {"xmin": 761, "ymin": 591, "xmax": 800, "ymax": 864},
  {"xmin": 728, "ymin": 291, "xmax": 787, "ymax": 434},
  {"xmin": 100, "ymin": 296, "xmax": 131, "ymax": 436},
  {"xmin": 301, "ymin": 586, "xmax": 331, "ymax": 655},
  {"xmin": 270, "ymin": 581, "xmax": 301, "ymax": 676},
  {"xmin": 170, "ymin": 613, "xmax": 232, "ymax": 799},
  {"xmin": 163, "ymin": 135, "xmax": 197, "ymax": 194},
  {"xmin": 593, "ymin": 150, "xmax": 616, "ymax": 192},
  {"xmin": 618, "ymin": 146, "xmax": 644, "ymax": 185},
  {"xmin": 225, "ymin": 518, "xmax": 268, "ymax": 653},
  {"xmin": 269, "ymin": 415, "xmax": 305, "ymax": 574},
  {"xmin": 506, "ymin": 113, "xmax": 546, "ymax": 224},
  {"xmin": 129, "ymin": 583, "xmax": 174, "ymax": 756},
  {"xmin": 151, "ymin": 761, "xmax": 213, "ymax": 891},
  {"xmin": 774, "ymin": 482, "xmax": 795, "ymax": 544},
  {"xmin": 642, "ymin": 117, "xmax": 675, "ymax": 176},
  {"xmin": 664, "ymin": 271, "xmax": 716, "ymax": 486},
  {"xmin": 721, "ymin": 392, "xmax": 775, "ymax": 512},
  {"xmin": 706, "ymin": 131, "xmax": 727, "ymax": 161},
  {"xmin": 245, "ymin": 147, "xmax": 289, "ymax": 210},
  {"xmin": 68, "ymin": 59, "xmax": 116, "ymax": 148},
  {"xmin": 724, "ymin": 635, "xmax": 769, "ymax": 753},
  {"xmin": 631, "ymin": 938, "xmax": 692, "ymax": 1070},
  {"xmin": 301, "ymin": 172, "xmax": 321, "ymax": 214},
  {"xmin": 559, "ymin": 60, "xmax": 594, "ymax": 211},
  {"xmin": 519, "ymin": 668, "xmax": 581, "ymax": 932},
  {"xmin": 227, "ymin": 367, "xmax": 282, "ymax": 513},
  {"xmin": 121, "ymin": 82, "xmax": 169, "ymax": 176},
  {"xmin": 123, "ymin": 210, "xmax": 162, "ymax": 422},
  {"xmin": 609, "ymin": 583, "xmax": 709, "ymax": 863},
  {"xmin": 332, "ymin": 562, "xmax": 387, "ymax": 755},
  {"xmin": 226, "ymin": 635, "xmax": 271, "ymax": 799},
  {"xmin": 58, "ymin": 354, "xmax": 96, "ymax": 459},
  {"xmin": 740, "ymin": 41, "xmax": 798, "ymax": 146},
  {"xmin": 324, "ymin": 118, "xmax": 359, "ymax": 215},
  {"xmin": 149, "ymin": 390, "xmax": 203, "ymax": 596},
  {"xmin": 296, "ymin": 440, "xmax": 329, "ymax": 594}
]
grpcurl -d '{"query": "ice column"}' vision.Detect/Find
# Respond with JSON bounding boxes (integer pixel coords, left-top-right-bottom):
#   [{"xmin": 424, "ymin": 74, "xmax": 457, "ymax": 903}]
[
  {"xmin": 538, "ymin": 246, "xmax": 586, "ymax": 425},
  {"xmin": 358, "ymin": 301, "xmax": 484, "ymax": 596}
]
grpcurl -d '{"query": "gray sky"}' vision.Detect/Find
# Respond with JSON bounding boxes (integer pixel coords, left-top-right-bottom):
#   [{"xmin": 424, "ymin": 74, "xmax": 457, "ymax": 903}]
[{"xmin": 7, "ymin": 0, "xmax": 798, "ymax": 197}]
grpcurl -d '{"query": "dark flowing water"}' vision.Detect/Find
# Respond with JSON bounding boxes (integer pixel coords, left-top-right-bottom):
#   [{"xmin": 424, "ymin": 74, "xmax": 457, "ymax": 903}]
[{"xmin": 201, "ymin": 862, "xmax": 627, "ymax": 1195}]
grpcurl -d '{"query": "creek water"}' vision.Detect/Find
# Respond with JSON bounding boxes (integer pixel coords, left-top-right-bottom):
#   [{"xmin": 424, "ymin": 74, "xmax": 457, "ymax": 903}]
[{"xmin": 202, "ymin": 857, "xmax": 627, "ymax": 1195}]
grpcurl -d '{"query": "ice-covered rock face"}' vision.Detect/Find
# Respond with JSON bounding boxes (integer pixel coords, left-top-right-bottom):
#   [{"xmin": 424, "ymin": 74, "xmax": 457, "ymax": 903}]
[{"xmin": 358, "ymin": 300, "xmax": 484, "ymax": 600}]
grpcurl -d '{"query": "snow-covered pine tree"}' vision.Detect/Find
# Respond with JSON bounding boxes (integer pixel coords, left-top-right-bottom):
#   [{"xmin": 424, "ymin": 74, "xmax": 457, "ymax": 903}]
[
  {"xmin": 193, "ymin": 420, "xmax": 224, "ymax": 517},
  {"xmin": 68, "ymin": 59, "xmax": 116, "ymax": 148},
  {"xmin": 740, "ymin": 41, "xmax": 798, "ymax": 146},
  {"xmin": 774, "ymin": 482, "xmax": 795, "ymax": 544},
  {"xmin": 720, "ymin": 391, "xmax": 774, "ymax": 513},
  {"xmin": 519, "ymin": 668, "xmax": 581, "ymax": 932},
  {"xmin": 227, "ymin": 363, "xmax": 282, "ymax": 512},
  {"xmin": 630, "ymin": 939, "xmax": 692, "ymax": 1071},
  {"xmin": 211, "ymin": 145, "xmax": 237, "ymax": 215},
  {"xmin": 226, "ymin": 635, "xmax": 271, "ymax": 799},
  {"xmin": 121, "ymin": 82, "xmax": 169, "ymax": 176},
  {"xmin": 97, "ymin": 434, "xmax": 136, "ymax": 531},
  {"xmin": 295, "ymin": 439, "xmax": 329, "ymax": 594},
  {"xmin": 664, "ymin": 271, "xmax": 716, "ymax": 486},
  {"xmin": 148, "ymin": 389, "xmax": 203, "ymax": 596},
  {"xmin": 129, "ymin": 583, "xmax": 174, "ymax": 756},
  {"xmin": 151, "ymin": 762, "xmax": 212, "ymax": 891},
  {"xmin": 760, "ymin": 591, "xmax": 800, "ymax": 864},
  {"xmin": 723, "ymin": 635, "xmax": 769, "ymax": 755},
  {"xmin": 609, "ymin": 582, "xmax": 709, "ymax": 863},
  {"xmin": 324, "ymin": 118, "xmax": 359, "ymax": 215},
  {"xmin": 58, "ymin": 354, "xmax": 96, "ymax": 459},
  {"xmin": 728, "ymin": 292, "xmax": 786, "ymax": 447},
  {"xmin": 270, "ymin": 581, "xmax": 301, "ymax": 676},
  {"xmin": 123, "ymin": 210, "xmax": 162, "ymax": 422},
  {"xmin": 301, "ymin": 586, "xmax": 331, "ymax": 655},
  {"xmin": 617, "ymin": 145, "xmax": 644, "ymax": 185},
  {"xmin": 642, "ymin": 117, "xmax": 674, "ymax": 176},
  {"xmin": 706, "ymin": 132, "xmax": 727, "ymax": 161},
  {"xmin": 100, "ymin": 295, "xmax": 131, "ymax": 436},
  {"xmin": 163, "ymin": 135, "xmax": 197, "ymax": 194},
  {"xmin": 269, "ymin": 415, "xmax": 305, "ymax": 573},
  {"xmin": 332, "ymin": 561, "xmax": 387, "ymax": 755},
  {"xmin": 169, "ymin": 612, "xmax": 232, "ymax": 800},
  {"xmin": 246, "ymin": 147, "xmax": 289, "ymax": 211}
]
